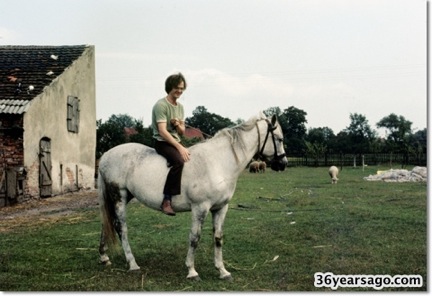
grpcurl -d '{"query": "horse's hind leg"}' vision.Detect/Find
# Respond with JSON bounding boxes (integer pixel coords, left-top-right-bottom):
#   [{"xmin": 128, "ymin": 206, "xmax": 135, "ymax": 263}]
[
  {"xmin": 114, "ymin": 190, "xmax": 140, "ymax": 271},
  {"xmin": 211, "ymin": 204, "xmax": 232, "ymax": 280},
  {"xmin": 99, "ymin": 228, "xmax": 111, "ymax": 266},
  {"xmin": 98, "ymin": 176, "xmax": 112, "ymax": 266}
]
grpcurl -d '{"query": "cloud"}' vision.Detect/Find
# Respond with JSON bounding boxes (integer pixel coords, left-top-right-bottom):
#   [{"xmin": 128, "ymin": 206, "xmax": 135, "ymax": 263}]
[
  {"xmin": 180, "ymin": 68, "xmax": 297, "ymax": 120},
  {"xmin": 179, "ymin": 68, "xmax": 366, "ymax": 132},
  {"xmin": 0, "ymin": 27, "xmax": 17, "ymax": 42},
  {"xmin": 98, "ymin": 51, "xmax": 179, "ymax": 61},
  {"xmin": 186, "ymin": 68, "xmax": 294, "ymax": 99}
]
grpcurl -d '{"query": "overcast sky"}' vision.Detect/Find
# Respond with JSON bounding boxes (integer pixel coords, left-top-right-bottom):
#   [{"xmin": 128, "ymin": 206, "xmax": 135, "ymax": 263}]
[{"xmin": 0, "ymin": 0, "xmax": 427, "ymax": 135}]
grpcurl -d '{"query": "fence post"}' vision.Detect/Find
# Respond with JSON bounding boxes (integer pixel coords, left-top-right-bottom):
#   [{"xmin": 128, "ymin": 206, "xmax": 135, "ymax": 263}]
[{"xmin": 390, "ymin": 152, "xmax": 393, "ymax": 168}]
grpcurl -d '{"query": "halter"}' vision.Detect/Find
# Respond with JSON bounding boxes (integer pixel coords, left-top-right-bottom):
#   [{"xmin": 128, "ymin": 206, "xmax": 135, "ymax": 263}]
[{"xmin": 255, "ymin": 119, "xmax": 286, "ymax": 164}]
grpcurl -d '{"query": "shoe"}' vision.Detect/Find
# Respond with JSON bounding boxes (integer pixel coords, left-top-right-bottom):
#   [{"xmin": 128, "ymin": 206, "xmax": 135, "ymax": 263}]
[{"xmin": 161, "ymin": 200, "xmax": 176, "ymax": 216}]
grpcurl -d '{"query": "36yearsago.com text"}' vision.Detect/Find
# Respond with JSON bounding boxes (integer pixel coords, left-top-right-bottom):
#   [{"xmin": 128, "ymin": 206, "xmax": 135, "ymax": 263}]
[{"xmin": 314, "ymin": 272, "xmax": 423, "ymax": 290}]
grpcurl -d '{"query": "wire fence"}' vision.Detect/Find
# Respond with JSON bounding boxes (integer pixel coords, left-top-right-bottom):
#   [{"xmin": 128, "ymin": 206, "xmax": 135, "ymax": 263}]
[{"xmin": 287, "ymin": 153, "xmax": 427, "ymax": 168}]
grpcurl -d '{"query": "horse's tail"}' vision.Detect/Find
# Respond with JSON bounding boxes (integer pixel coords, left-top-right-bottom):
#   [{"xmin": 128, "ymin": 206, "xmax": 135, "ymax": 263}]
[{"xmin": 98, "ymin": 169, "xmax": 118, "ymax": 246}]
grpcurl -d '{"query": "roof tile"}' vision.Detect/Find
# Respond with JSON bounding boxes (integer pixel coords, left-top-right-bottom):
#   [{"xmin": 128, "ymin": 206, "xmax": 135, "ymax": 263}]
[{"xmin": 0, "ymin": 45, "xmax": 88, "ymax": 114}]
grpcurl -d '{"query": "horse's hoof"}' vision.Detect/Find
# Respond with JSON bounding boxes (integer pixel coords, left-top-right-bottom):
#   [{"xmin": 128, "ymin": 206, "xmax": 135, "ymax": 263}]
[
  {"xmin": 221, "ymin": 274, "xmax": 233, "ymax": 281},
  {"xmin": 100, "ymin": 260, "xmax": 112, "ymax": 266},
  {"xmin": 187, "ymin": 275, "xmax": 201, "ymax": 281},
  {"xmin": 128, "ymin": 267, "xmax": 141, "ymax": 273}
]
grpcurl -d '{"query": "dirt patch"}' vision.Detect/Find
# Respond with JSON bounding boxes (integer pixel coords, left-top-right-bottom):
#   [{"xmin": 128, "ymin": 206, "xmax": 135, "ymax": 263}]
[{"xmin": 0, "ymin": 189, "xmax": 99, "ymax": 232}]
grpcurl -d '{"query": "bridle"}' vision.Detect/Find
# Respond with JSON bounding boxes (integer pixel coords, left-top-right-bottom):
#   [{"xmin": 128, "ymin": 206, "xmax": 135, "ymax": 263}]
[{"xmin": 255, "ymin": 119, "xmax": 286, "ymax": 169}]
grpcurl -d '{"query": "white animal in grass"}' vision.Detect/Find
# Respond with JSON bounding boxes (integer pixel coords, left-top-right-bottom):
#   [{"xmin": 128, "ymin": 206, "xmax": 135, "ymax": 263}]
[
  {"xmin": 328, "ymin": 166, "xmax": 339, "ymax": 184},
  {"xmin": 97, "ymin": 113, "xmax": 288, "ymax": 280},
  {"xmin": 249, "ymin": 161, "xmax": 259, "ymax": 173}
]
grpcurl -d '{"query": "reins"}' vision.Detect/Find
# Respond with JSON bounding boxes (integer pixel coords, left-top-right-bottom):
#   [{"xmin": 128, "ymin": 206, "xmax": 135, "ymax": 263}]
[
  {"xmin": 185, "ymin": 123, "xmax": 244, "ymax": 164},
  {"xmin": 255, "ymin": 119, "xmax": 286, "ymax": 162},
  {"xmin": 186, "ymin": 118, "xmax": 285, "ymax": 166}
]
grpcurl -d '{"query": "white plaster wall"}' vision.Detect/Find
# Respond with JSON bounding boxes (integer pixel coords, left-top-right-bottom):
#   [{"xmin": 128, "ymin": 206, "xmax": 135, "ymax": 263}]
[{"xmin": 23, "ymin": 46, "xmax": 96, "ymax": 197}]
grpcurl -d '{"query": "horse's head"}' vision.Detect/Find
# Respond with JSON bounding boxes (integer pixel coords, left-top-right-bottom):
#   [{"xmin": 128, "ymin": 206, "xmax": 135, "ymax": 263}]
[{"xmin": 256, "ymin": 114, "xmax": 288, "ymax": 171}]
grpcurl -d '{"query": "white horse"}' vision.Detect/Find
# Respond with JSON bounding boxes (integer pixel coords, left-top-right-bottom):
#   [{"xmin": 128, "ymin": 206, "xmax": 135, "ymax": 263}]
[{"xmin": 98, "ymin": 112, "xmax": 288, "ymax": 280}]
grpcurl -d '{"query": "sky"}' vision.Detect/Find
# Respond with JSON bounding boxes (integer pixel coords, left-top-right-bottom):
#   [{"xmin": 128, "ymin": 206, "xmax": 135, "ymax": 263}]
[{"xmin": 0, "ymin": 0, "xmax": 428, "ymax": 136}]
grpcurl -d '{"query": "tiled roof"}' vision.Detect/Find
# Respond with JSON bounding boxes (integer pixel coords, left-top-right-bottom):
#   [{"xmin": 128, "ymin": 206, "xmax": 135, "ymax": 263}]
[
  {"xmin": 0, "ymin": 99, "xmax": 30, "ymax": 114},
  {"xmin": 185, "ymin": 127, "xmax": 204, "ymax": 140},
  {"xmin": 0, "ymin": 45, "xmax": 88, "ymax": 114}
]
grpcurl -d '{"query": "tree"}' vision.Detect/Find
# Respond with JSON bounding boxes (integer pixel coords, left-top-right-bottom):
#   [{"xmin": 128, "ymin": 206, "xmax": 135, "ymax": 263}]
[
  {"xmin": 376, "ymin": 113, "xmax": 413, "ymax": 167},
  {"xmin": 343, "ymin": 113, "xmax": 376, "ymax": 155},
  {"xmin": 263, "ymin": 106, "xmax": 282, "ymax": 118},
  {"xmin": 376, "ymin": 113, "xmax": 412, "ymax": 152},
  {"xmin": 408, "ymin": 128, "xmax": 427, "ymax": 165},
  {"xmin": 306, "ymin": 127, "xmax": 335, "ymax": 146},
  {"xmin": 128, "ymin": 120, "xmax": 154, "ymax": 148},
  {"xmin": 332, "ymin": 131, "xmax": 351, "ymax": 154},
  {"xmin": 185, "ymin": 106, "xmax": 235, "ymax": 136},
  {"xmin": 96, "ymin": 114, "xmax": 145, "ymax": 158},
  {"xmin": 281, "ymin": 106, "xmax": 307, "ymax": 156},
  {"xmin": 305, "ymin": 127, "xmax": 335, "ymax": 165},
  {"xmin": 304, "ymin": 141, "xmax": 327, "ymax": 166}
]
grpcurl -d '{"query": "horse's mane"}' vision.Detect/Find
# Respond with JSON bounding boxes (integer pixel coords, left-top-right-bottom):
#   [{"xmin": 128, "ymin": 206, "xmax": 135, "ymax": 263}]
[
  {"xmin": 195, "ymin": 112, "xmax": 267, "ymax": 160},
  {"xmin": 214, "ymin": 113, "xmax": 263, "ymax": 138},
  {"xmin": 189, "ymin": 112, "xmax": 267, "ymax": 154}
]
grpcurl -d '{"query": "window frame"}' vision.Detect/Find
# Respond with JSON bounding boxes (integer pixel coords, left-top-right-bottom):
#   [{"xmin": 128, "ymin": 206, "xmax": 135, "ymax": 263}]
[{"xmin": 67, "ymin": 96, "xmax": 80, "ymax": 133}]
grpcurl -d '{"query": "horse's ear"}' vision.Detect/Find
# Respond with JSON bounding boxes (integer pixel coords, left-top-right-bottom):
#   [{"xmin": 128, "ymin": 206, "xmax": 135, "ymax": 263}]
[{"xmin": 271, "ymin": 114, "xmax": 277, "ymax": 126}]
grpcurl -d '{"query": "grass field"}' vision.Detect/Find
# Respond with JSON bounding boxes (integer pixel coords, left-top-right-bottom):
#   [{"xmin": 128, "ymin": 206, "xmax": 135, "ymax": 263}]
[{"xmin": 0, "ymin": 165, "xmax": 427, "ymax": 291}]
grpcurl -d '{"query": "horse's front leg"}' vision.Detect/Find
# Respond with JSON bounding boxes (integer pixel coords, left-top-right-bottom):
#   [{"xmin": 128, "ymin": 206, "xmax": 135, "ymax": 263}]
[
  {"xmin": 185, "ymin": 205, "xmax": 209, "ymax": 280},
  {"xmin": 212, "ymin": 204, "xmax": 232, "ymax": 280}
]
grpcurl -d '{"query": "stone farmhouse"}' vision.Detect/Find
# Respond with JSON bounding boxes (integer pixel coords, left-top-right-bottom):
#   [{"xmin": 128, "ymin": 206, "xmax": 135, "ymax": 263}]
[{"xmin": 0, "ymin": 45, "xmax": 96, "ymax": 207}]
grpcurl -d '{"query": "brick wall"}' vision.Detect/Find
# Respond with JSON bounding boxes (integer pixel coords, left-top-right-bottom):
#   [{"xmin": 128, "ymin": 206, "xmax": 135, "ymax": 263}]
[
  {"xmin": 0, "ymin": 115, "xmax": 26, "ymax": 207},
  {"xmin": 0, "ymin": 115, "xmax": 24, "ymax": 169}
]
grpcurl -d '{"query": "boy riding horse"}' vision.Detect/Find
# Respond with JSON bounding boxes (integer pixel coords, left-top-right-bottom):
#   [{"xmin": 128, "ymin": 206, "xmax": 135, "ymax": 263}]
[{"xmin": 151, "ymin": 73, "xmax": 191, "ymax": 216}]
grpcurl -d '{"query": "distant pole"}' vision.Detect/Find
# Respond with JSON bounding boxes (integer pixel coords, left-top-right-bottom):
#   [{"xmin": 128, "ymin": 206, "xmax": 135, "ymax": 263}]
[{"xmin": 362, "ymin": 154, "xmax": 365, "ymax": 171}]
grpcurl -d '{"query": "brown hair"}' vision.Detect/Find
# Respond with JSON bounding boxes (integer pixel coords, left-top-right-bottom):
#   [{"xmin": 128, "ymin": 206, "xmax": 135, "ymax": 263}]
[{"xmin": 165, "ymin": 72, "xmax": 187, "ymax": 94}]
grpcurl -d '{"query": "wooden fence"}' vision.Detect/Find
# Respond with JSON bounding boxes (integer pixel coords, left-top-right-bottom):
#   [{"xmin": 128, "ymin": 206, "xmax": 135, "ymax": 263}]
[{"xmin": 287, "ymin": 153, "xmax": 427, "ymax": 168}]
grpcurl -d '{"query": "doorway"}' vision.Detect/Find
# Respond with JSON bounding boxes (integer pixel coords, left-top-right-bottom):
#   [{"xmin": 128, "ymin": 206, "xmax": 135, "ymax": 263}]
[{"xmin": 39, "ymin": 137, "xmax": 52, "ymax": 197}]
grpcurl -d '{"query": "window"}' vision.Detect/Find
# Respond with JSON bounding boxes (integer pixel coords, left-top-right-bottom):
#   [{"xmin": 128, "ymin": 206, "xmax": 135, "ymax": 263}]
[{"xmin": 67, "ymin": 96, "xmax": 80, "ymax": 133}]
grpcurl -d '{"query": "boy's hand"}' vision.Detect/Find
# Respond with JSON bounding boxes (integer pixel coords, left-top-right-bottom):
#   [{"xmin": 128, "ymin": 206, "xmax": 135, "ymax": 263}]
[{"xmin": 170, "ymin": 118, "xmax": 180, "ymax": 127}]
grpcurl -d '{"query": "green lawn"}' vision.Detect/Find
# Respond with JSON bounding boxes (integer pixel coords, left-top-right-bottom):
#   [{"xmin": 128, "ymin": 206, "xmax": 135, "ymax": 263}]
[{"xmin": 0, "ymin": 165, "xmax": 427, "ymax": 291}]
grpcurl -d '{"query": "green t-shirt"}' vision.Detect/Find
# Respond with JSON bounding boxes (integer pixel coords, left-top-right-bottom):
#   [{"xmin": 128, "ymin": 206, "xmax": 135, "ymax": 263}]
[{"xmin": 152, "ymin": 97, "xmax": 184, "ymax": 142}]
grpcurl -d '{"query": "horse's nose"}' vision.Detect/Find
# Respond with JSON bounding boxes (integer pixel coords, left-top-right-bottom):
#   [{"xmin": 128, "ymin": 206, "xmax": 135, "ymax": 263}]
[
  {"xmin": 279, "ymin": 161, "xmax": 287, "ymax": 171},
  {"xmin": 278, "ymin": 156, "xmax": 288, "ymax": 171},
  {"xmin": 271, "ymin": 157, "xmax": 287, "ymax": 171},
  {"xmin": 282, "ymin": 156, "xmax": 288, "ymax": 167}
]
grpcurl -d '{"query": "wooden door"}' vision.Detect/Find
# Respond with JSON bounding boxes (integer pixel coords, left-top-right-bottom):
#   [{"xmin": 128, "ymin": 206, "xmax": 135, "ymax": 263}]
[{"xmin": 39, "ymin": 138, "xmax": 52, "ymax": 197}]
